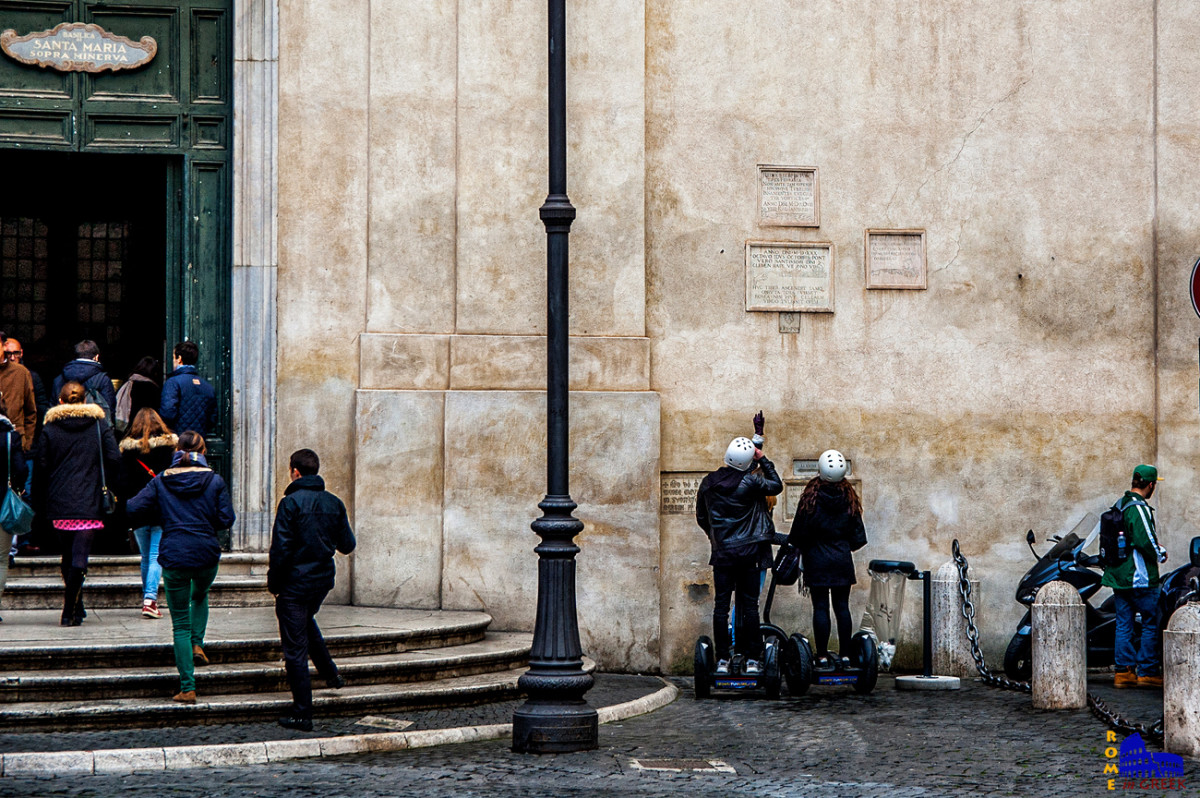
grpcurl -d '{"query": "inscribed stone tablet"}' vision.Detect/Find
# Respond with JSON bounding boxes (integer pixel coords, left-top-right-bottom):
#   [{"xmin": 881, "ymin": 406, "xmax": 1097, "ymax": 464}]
[
  {"xmin": 758, "ymin": 166, "xmax": 819, "ymax": 227},
  {"xmin": 865, "ymin": 229, "xmax": 927, "ymax": 289},
  {"xmin": 661, "ymin": 473, "xmax": 705, "ymax": 515},
  {"xmin": 745, "ymin": 241, "xmax": 833, "ymax": 312}
]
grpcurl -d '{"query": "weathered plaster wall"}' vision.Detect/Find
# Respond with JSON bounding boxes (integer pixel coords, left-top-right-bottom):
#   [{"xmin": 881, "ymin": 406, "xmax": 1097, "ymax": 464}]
[
  {"xmin": 647, "ymin": 0, "xmax": 1160, "ymax": 670},
  {"xmin": 1155, "ymin": 1, "xmax": 1200, "ymax": 571}
]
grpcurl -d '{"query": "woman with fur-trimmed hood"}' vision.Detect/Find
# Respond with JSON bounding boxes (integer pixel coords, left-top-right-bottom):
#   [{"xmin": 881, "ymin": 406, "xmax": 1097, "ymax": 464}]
[
  {"xmin": 32, "ymin": 381, "xmax": 120, "ymax": 626},
  {"xmin": 118, "ymin": 408, "xmax": 177, "ymax": 619}
]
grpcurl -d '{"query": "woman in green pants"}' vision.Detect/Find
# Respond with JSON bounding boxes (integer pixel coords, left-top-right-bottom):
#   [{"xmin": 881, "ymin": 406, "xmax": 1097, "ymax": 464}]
[{"xmin": 128, "ymin": 431, "xmax": 235, "ymax": 703}]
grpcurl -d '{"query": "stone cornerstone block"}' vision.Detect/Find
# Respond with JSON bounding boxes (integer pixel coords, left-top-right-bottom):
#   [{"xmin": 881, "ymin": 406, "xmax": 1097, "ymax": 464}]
[
  {"xmin": 353, "ymin": 390, "xmax": 446, "ymax": 608},
  {"xmin": 441, "ymin": 390, "xmax": 661, "ymax": 671}
]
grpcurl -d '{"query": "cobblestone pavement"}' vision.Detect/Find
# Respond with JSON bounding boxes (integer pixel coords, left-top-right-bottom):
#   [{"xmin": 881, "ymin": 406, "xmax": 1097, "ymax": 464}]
[
  {"xmin": 0, "ymin": 674, "xmax": 664, "ymax": 753},
  {"xmin": 3, "ymin": 675, "xmax": 1195, "ymax": 798}
]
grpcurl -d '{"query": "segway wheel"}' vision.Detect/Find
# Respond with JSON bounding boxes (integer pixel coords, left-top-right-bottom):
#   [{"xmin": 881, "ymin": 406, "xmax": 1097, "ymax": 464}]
[
  {"xmin": 852, "ymin": 631, "xmax": 878, "ymax": 694},
  {"xmin": 786, "ymin": 633, "xmax": 813, "ymax": 695},
  {"xmin": 694, "ymin": 636, "xmax": 715, "ymax": 699},
  {"xmin": 763, "ymin": 640, "xmax": 782, "ymax": 699}
]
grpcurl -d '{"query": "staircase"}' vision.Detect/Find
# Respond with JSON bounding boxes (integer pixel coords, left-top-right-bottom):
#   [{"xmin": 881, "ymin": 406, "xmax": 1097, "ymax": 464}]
[{"xmin": 0, "ymin": 556, "xmax": 532, "ymax": 731}]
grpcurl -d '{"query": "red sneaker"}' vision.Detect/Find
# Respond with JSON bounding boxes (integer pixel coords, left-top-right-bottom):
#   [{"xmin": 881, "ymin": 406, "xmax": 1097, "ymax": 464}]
[{"xmin": 141, "ymin": 601, "xmax": 162, "ymax": 619}]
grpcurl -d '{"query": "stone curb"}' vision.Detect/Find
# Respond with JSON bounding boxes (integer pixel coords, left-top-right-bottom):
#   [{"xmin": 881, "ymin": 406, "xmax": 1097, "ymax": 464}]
[{"xmin": 0, "ymin": 678, "xmax": 678, "ymax": 777}]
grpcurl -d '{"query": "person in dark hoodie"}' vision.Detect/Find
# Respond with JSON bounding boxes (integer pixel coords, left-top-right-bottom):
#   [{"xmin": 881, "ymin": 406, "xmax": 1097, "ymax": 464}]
[
  {"xmin": 160, "ymin": 342, "xmax": 216, "ymax": 437},
  {"xmin": 787, "ymin": 449, "xmax": 867, "ymax": 669},
  {"xmin": 127, "ymin": 431, "xmax": 235, "ymax": 703},
  {"xmin": 117, "ymin": 408, "xmax": 177, "ymax": 619},
  {"xmin": 51, "ymin": 340, "xmax": 117, "ymax": 421},
  {"xmin": 32, "ymin": 381, "xmax": 120, "ymax": 626},
  {"xmin": 695, "ymin": 416, "xmax": 783, "ymax": 676},
  {"xmin": 268, "ymin": 448, "xmax": 357, "ymax": 731}
]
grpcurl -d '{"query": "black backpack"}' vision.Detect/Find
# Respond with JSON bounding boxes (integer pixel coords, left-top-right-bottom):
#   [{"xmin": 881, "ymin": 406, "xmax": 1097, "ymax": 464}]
[{"xmin": 1099, "ymin": 498, "xmax": 1146, "ymax": 568}]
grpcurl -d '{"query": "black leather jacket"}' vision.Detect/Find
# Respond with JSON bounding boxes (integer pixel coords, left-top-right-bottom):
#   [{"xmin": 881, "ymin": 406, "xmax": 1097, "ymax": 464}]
[{"xmin": 695, "ymin": 456, "xmax": 783, "ymax": 564}]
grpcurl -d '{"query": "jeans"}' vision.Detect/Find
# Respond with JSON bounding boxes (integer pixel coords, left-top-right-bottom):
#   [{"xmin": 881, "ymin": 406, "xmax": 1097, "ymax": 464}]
[
  {"xmin": 275, "ymin": 591, "xmax": 338, "ymax": 719},
  {"xmin": 132, "ymin": 526, "xmax": 163, "ymax": 602},
  {"xmin": 163, "ymin": 564, "xmax": 219, "ymax": 692},
  {"xmin": 712, "ymin": 560, "xmax": 764, "ymax": 661},
  {"xmin": 1114, "ymin": 587, "xmax": 1160, "ymax": 676}
]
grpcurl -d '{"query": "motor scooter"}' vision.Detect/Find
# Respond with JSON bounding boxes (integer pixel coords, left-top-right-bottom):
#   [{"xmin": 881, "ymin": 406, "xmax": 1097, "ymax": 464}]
[{"xmin": 1004, "ymin": 512, "xmax": 1200, "ymax": 680}]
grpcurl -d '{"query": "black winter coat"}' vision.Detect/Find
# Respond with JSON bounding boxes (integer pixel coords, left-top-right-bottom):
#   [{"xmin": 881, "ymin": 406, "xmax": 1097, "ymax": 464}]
[
  {"xmin": 127, "ymin": 454, "xmax": 235, "ymax": 570},
  {"xmin": 268, "ymin": 475, "xmax": 356, "ymax": 599},
  {"xmin": 787, "ymin": 483, "xmax": 866, "ymax": 587},
  {"xmin": 696, "ymin": 456, "xmax": 783, "ymax": 566},
  {"xmin": 117, "ymin": 433, "xmax": 178, "ymax": 511},
  {"xmin": 1, "ymin": 416, "xmax": 28, "ymax": 495},
  {"xmin": 32, "ymin": 403, "xmax": 120, "ymax": 521}
]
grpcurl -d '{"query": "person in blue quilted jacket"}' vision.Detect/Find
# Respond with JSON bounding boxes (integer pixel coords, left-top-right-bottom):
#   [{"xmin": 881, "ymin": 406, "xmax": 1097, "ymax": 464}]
[{"xmin": 160, "ymin": 341, "xmax": 216, "ymax": 437}]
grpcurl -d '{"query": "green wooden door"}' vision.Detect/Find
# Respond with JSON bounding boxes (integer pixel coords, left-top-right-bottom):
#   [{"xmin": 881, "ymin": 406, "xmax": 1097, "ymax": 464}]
[{"xmin": 0, "ymin": 0, "xmax": 232, "ymax": 477}]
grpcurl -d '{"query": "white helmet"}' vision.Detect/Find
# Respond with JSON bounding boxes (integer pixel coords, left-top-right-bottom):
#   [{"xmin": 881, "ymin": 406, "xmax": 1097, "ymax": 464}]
[
  {"xmin": 724, "ymin": 437, "xmax": 756, "ymax": 471},
  {"xmin": 818, "ymin": 449, "xmax": 847, "ymax": 482}
]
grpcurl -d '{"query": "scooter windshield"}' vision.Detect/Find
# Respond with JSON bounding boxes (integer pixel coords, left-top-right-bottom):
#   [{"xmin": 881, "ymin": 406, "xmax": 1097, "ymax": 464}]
[{"xmin": 1039, "ymin": 532, "xmax": 1081, "ymax": 566}]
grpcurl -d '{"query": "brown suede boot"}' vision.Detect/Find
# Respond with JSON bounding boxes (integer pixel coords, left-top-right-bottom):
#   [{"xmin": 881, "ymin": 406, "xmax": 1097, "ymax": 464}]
[
  {"xmin": 1114, "ymin": 667, "xmax": 1138, "ymax": 688},
  {"xmin": 1137, "ymin": 674, "xmax": 1163, "ymax": 688},
  {"xmin": 192, "ymin": 645, "xmax": 209, "ymax": 666},
  {"xmin": 172, "ymin": 691, "xmax": 197, "ymax": 704}
]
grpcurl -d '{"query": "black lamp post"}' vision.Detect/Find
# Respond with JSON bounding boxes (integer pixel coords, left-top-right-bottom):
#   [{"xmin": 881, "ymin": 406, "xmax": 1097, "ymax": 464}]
[{"xmin": 511, "ymin": 0, "xmax": 598, "ymax": 754}]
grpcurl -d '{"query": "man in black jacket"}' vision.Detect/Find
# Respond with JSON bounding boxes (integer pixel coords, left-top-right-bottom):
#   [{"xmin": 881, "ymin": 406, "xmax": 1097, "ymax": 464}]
[
  {"xmin": 268, "ymin": 449, "xmax": 356, "ymax": 731},
  {"xmin": 695, "ymin": 430, "xmax": 783, "ymax": 675}
]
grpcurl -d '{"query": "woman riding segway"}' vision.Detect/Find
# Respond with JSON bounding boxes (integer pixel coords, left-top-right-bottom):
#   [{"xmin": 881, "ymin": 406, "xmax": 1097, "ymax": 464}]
[{"xmin": 788, "ymin": 450, "xmax": 868, "ymax": 671}]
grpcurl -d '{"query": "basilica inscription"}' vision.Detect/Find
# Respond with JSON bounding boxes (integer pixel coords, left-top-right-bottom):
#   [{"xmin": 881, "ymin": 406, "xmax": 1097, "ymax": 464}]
[
  {"xmin": 1, "ymin": 23, "xmax": 157, "ymax": 73},
  {"xmin": 758, "ymin": 165, "xmax": 819, "ymax": 227},
  {"xmin": 866, "ymin": 229, "xmax": 927, "ymax": 289},
  {"xmin": 746, "ymin": 241, "xmax": 833, "ymax": 312},
  {"xmin": 661, "ymin": 473, "xmax": 705, "ymax": 516}
]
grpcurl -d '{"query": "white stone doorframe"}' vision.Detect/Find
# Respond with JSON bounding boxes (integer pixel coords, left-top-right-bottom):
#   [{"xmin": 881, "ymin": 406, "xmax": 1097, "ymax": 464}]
[{"xmin": 230, "ymin": 0, "xmax": 278, "ymax": 551}]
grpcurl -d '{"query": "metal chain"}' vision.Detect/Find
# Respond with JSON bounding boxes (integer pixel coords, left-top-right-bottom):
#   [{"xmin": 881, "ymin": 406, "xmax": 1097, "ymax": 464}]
[{"xmin": 950, "ymin": 539, "xmax": 1163, "ymax": 741}]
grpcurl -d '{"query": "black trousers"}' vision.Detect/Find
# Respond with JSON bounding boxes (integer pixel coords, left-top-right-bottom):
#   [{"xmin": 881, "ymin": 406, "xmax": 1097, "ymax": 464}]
[
  {"xmin": 275, "ymin": 591, "xmax": 338, "ymax": 719},
  {"xmin": 809, "ymin": 585, "xmax": 852, "ymax": 658},
  {"xmin": 712, "ymin": 560, "xmax": 763, "ymax": 661}
]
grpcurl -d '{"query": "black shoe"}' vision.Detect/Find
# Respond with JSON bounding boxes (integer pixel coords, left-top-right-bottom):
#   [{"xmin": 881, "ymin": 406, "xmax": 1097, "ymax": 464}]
[
  {"xmin": 278, "ymin": 714, "xmax": 313, "ymax": 732},
  {"xmin": 7, "ymin": 555, "xmax": 13, "ymax": 569},
  {"xmin": 325, "ymin": 674, "xmax": 345, "ymax": 689}
]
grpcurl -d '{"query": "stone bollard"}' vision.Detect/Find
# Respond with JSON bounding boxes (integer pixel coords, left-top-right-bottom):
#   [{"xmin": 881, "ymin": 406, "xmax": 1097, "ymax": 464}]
[
  {"xmin": 932, "ymin": 560, "xmax": 978, "ymax": 678},
  {"xmin": 1031, "ymin": 580, "xmax": 1086, "ymax": 709},
  {"xmin": 1164, "ymin": 602, "xmax": 1200, "ymax": 757}
]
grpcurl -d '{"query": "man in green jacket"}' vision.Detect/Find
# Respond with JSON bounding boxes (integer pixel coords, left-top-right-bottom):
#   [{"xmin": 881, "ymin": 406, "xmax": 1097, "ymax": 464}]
[{"xmin": 1101, "ymin": 464, "xmax": 1168, "ymax": 688}]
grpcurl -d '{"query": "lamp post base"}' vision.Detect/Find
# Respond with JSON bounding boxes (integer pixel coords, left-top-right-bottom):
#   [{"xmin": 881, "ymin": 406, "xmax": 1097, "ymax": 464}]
[{"xmin": 512, "ymin": 698, "xmax": 598, "ymax": 753}]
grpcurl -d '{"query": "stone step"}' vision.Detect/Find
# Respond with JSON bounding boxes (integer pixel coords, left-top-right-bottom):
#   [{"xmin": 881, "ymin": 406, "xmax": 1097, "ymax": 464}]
[
  {"xmin": 0, "ymin": 633, "xmax": 531, "ymax": 702},
  {"xmin": 0, "ymin": 667, "xmax": 531, "ymax": 731},
  {"xmin": 0, "ymin": 606, "xmax": 493, "ymax": 669},
  {"xmin": 6, "ymin": 554, "xmax": 268, "ymax": 579},
  {"xmin": 1, "ymin": 575, "xmax": 273, "ymax": 609}
]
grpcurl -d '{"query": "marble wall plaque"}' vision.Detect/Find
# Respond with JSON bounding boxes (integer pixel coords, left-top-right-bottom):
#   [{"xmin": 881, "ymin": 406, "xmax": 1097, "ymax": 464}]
[
  {"xmin": 865, "ymin": 229, "xmax": 927, "ymax": 289},
  {"xmin": 757, "ymin": 165, "xmax": 819, "ymax": 227},
  {"xmin": 745, "ymin": 241, "xmax": 833, "ymax": 312},
  {"xmin": 661, "ymin": 473, "xmax": 705, "ymax": 515}
]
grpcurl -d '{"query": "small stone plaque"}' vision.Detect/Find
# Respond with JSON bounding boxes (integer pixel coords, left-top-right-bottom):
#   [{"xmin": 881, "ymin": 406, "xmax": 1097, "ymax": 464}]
[
  {"xmin": 746, "ymin": 241, "xmax": 833, "ymax": 312},
  {"xmin": 757, "ymin": 165, "xmax": 819, "ymax": 227},
  {"xmin": 779, "ymin": 312, "xmax": 801, "ymax": 334},
  {"xmin": 2, "ymin": 22, "xmax": 157, "ymax": 73},
  {"xmin": 661, "ymin": 473, "xmax": 705, "ymax": 516},
  {"xmin": 866, "ymin": 229, "xmax": 927, "ymax": 289}
]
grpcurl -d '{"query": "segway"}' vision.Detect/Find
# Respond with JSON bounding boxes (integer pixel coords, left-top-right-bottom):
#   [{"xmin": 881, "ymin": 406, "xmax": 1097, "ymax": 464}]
[{"xmin": 779, "ymin": 561, "xmax": 913, "ymax": 696}]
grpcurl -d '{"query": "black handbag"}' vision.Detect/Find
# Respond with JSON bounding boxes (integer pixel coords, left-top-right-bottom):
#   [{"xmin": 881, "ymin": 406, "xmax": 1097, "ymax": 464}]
[
  {"xmin": 96, "ymin": 421, "xmax": 116, "ymax": 515},
  {"xmin": 773, "ymin": 543, "xmax": 801, "ymax": 586}
]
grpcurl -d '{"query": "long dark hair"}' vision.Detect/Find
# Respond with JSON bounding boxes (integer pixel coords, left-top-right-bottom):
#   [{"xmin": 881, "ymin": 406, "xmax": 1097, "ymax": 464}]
[
  {"xmin": 796, "ymin": 475, "xmax": 862, "ymax": 517},
  {"xmin": 130, "ymin": 356, "xmax": 160, "ymax": 382}
]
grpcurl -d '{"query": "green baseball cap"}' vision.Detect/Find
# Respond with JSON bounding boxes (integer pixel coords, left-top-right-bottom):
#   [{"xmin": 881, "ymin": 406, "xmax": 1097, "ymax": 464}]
[{"xmin": 1133, "ymin": 464, "xmax": 1161, "ymax": 482}]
